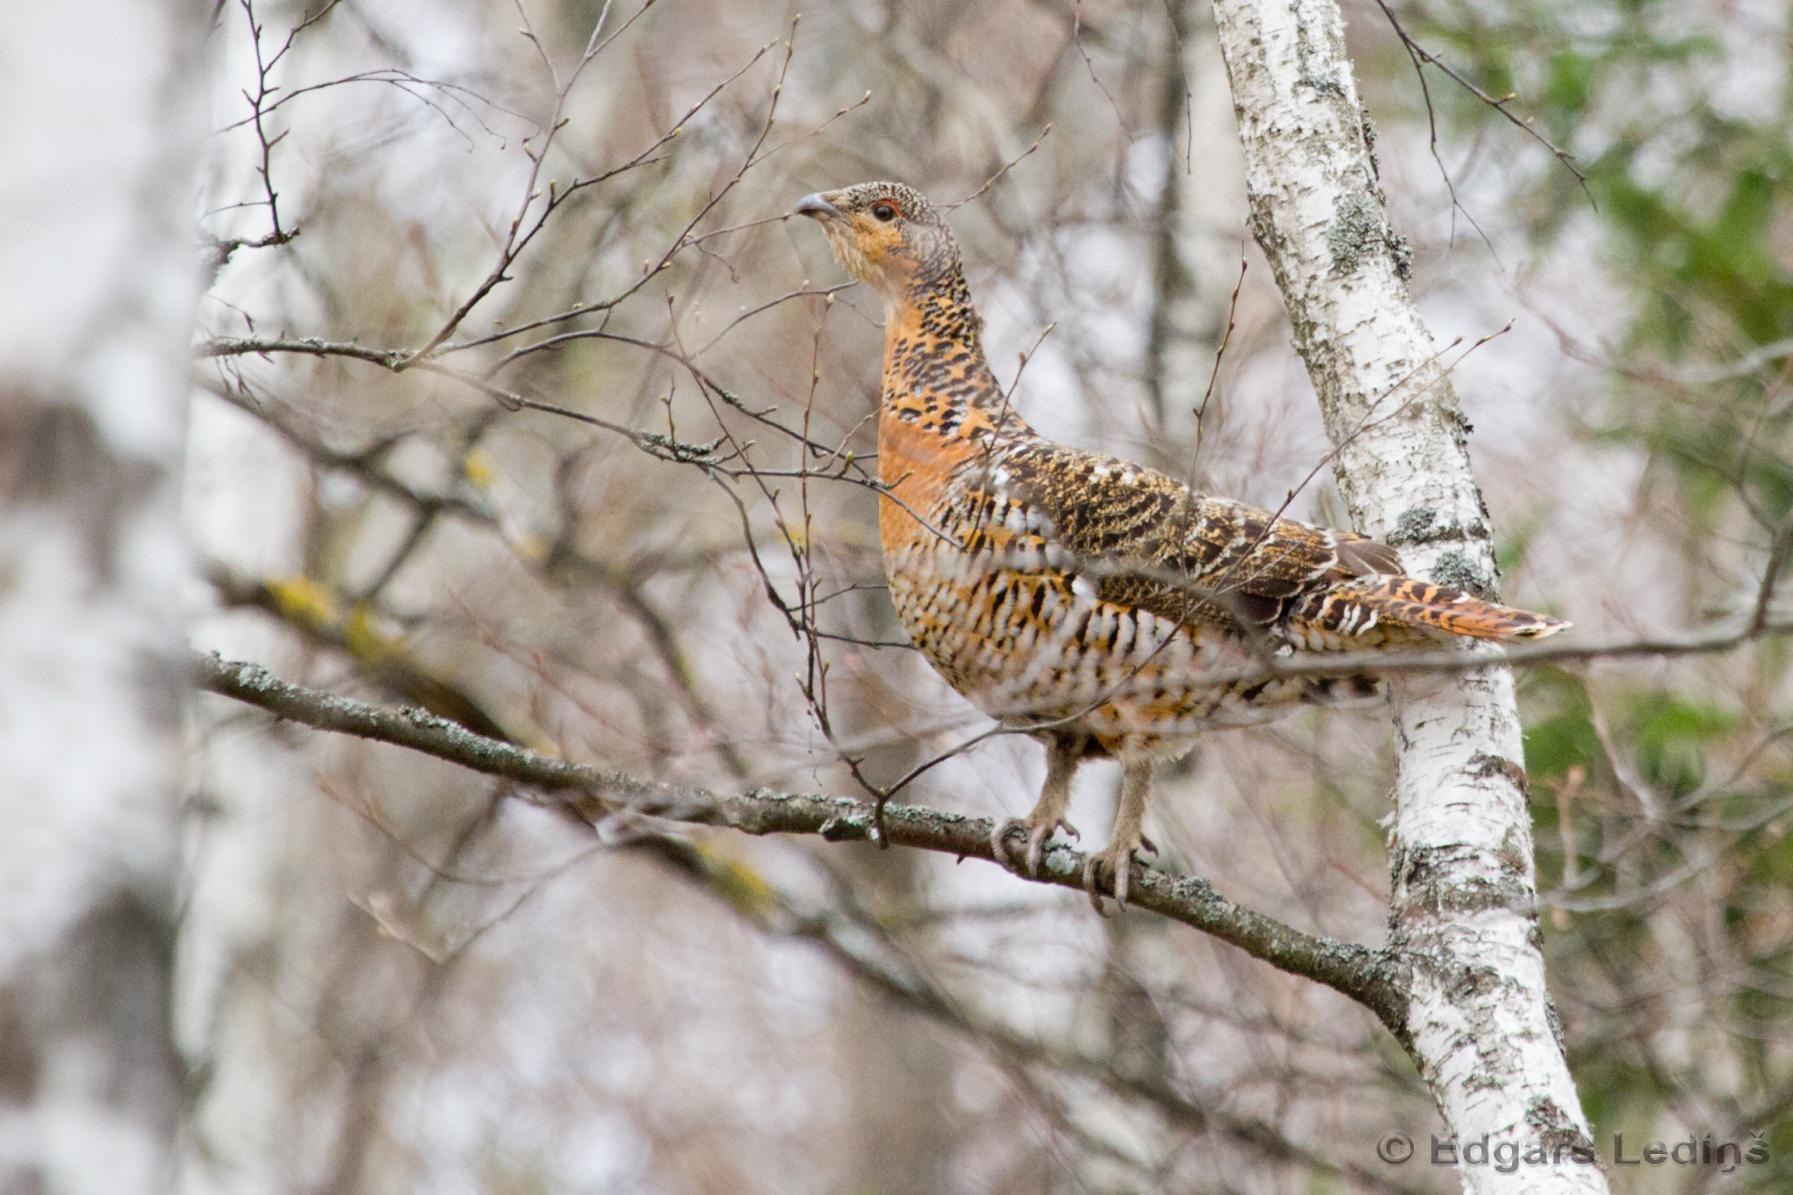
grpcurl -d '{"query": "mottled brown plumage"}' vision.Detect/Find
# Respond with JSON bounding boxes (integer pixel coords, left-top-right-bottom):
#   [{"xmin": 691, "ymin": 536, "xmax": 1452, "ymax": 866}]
[{"xmin": 797, "ymin": 181, "xmax": 1568, "ymax": 907}]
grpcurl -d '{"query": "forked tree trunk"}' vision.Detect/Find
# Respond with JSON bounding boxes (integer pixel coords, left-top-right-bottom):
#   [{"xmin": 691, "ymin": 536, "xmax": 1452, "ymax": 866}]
[
  {"xmin": 1208, "ymin": 1, "xmax": 1608, "ymax": 1191},
  {"xmin": 0, "ymin": 3, "xmax": 203, "ymax": 1191}
]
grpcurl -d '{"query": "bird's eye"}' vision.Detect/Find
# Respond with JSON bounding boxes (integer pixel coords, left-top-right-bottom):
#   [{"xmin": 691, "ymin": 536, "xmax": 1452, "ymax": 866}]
[{"xmin": 871, "ymin": 201, "xmax": 899, "ymax": 222}]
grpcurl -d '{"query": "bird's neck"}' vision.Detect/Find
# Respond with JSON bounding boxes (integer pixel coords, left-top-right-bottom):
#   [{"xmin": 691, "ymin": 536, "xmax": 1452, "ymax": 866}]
[{"xmin": 879, "ymin": 271, "xmax": 1014, "ymax": 434}]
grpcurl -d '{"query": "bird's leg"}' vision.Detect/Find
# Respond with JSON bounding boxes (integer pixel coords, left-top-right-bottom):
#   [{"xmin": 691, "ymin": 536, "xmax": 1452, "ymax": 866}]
[
  {"xmin": 1084, "ymin": 756, "xmax": 1156, "ymax": 912},
  {"xmin": 991, "ymin": 735, "xmax": 1083, "ymax": 875}
]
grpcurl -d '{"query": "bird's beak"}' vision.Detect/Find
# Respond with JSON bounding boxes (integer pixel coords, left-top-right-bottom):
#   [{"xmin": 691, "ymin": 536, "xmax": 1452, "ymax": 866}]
[{"xmin": 795, "ymin": 192, "xmax": 843, "ymax": 220}]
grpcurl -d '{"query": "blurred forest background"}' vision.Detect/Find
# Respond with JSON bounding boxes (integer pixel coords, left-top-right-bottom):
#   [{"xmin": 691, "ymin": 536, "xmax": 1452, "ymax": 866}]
[{"xmin": 40, "ymin": 0, "xmax": 1792, "ymax": 1189}]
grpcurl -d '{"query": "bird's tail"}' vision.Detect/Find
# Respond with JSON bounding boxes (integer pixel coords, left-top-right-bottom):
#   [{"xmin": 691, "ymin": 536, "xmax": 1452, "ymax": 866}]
[{"xmin": 1347, "ymin": 576, "xmax": 1570, "ymax": 641}]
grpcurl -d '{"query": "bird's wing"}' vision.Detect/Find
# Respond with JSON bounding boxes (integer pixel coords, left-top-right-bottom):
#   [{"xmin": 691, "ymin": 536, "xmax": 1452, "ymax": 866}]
[{"xmin": 973, "ymin": 437, "xmax": 1401, "ymax": 633}]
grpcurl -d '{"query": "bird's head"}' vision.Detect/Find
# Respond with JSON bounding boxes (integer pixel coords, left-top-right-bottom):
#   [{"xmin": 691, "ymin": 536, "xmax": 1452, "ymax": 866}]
[{"xmin": 794, "ymin": 181, "xmax": 961, "ymax": 307}]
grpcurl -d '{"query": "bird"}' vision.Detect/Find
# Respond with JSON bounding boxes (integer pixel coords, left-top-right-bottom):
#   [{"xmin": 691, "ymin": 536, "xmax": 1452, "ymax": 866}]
[{"xmin": 795, "ymin": 180, "xmax": 1568, "ymax": 908}]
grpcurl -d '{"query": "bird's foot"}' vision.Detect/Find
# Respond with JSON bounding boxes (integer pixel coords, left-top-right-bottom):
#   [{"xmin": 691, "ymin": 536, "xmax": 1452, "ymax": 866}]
[
  {"xmin": 1081, "ymin": 833, "xmax": 1156, "ymax": 913},
  {"xmin": 991, "ymin": 814, "xmax": 1079, "ymax": 876}
]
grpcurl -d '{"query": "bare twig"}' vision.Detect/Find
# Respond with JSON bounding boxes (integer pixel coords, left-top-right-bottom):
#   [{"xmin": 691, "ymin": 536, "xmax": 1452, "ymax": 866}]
[
  {"xmin": 1188, "ymin": 247, "xmax": 1246, "ymax": 482},
  {"xmin": 1368, "ymin": 0, "xmax": 1592, "ymax": 205},
  {"xmin": 403, "ymin": 1, "xmax": 676, "ymax": 362},
  {"xmin": 946, "ymin": 123, "xmax": 1054, "ymax": 210}
]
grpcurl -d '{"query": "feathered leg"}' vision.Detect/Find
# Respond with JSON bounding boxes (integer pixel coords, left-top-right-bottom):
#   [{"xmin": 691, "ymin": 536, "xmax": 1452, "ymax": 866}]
[
  {"xmin": 1084, "ymin": 756, "xmax": 1155, "ymax": 911},
  {"xmin": 991, "ymin": 734, "xmax": 1083, "ymax": 875}
]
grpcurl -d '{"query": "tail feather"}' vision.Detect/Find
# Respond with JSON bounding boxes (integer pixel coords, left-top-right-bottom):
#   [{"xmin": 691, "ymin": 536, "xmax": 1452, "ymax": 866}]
[{"xmin": 1350, "ymin": 576, "xmax": 1570, "ymax": 641}]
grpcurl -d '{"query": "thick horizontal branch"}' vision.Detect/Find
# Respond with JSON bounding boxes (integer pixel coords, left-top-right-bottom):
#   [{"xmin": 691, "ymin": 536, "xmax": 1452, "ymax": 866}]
[
  {"xmin": 193, "ymin": 652, "xmax": 1405, "ymax": 1029},
  {"xmin": 198, "ymin": 655, "xmax": 1407, "ymax": 1186}
]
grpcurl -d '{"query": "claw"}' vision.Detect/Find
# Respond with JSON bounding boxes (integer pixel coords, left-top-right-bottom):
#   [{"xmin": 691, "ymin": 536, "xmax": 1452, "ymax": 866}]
[
  {"xmin": 1027, "ymin": 817, "xmax": 1076, "ymax": 874},
  {"xmin": 993, "ymin": 815, "xmax": 1078, "ymax": 876},
  {"xmin": 1082, "ymin": 855, "xmax": 1104, "ymax": 914},
  {"xmin": 1083, "ymin": 756, "xmax": 1153, "ymax": 913},
  {"xmin": 990, "ymin": 818, "xmax": 1024, "ymax": 868},
  {"xmin": 1082, "ymin": 842, "xmax": 1138, "ymax": 913}
]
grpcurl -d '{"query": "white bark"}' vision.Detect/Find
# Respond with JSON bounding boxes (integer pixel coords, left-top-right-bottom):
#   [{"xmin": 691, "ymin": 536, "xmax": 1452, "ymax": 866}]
[
  {"xmin": 1209, "ymin": 2, "xmax": 1607, "ymax": 1192},
  {"xmin": 0, "ymin": 2, "xmax": 204, "ymax": 1191}
]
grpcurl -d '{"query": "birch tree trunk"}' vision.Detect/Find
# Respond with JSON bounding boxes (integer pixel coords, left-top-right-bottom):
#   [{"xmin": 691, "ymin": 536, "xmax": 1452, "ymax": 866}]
[
  {"xmin": 1208, "ymin": 2, "xmax": 1608, "ymax": 1191},
  {"xmin": 0, "ymin": 3, "xmax": 203, "ymax": 1191}
]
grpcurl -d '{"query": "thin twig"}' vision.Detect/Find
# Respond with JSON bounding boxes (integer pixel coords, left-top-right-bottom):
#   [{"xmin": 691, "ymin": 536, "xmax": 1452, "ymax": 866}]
[
  {"xmin": 946, "ymin": 123, "xmax": 1054, "ymax": 210},
  {"xmin": 1368, "ymin": 0, "xmax": 1592, "ymax": 206}
]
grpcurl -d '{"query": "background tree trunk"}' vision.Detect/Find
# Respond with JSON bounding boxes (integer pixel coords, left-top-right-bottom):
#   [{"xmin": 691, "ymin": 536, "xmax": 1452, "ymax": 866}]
[
  {"xmin": 0, "ymin": 3, "xmax": 203, "ymax": 1191},
  {"xmin": 1209, "ymin": 0, "xmax": 1608, "ymax": 1191}
]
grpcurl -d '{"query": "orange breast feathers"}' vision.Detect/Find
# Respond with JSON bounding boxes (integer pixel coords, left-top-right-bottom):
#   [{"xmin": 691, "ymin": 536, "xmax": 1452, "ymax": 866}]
[{"xmin": 874, "ymin": 312, "xmax": 1001, "ymax": 552}]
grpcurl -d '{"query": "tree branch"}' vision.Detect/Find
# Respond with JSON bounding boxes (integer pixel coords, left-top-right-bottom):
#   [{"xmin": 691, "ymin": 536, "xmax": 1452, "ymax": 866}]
[{"xmin": 192, "ymin": 652, "xmax": 1405, "ymax": 1026}]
